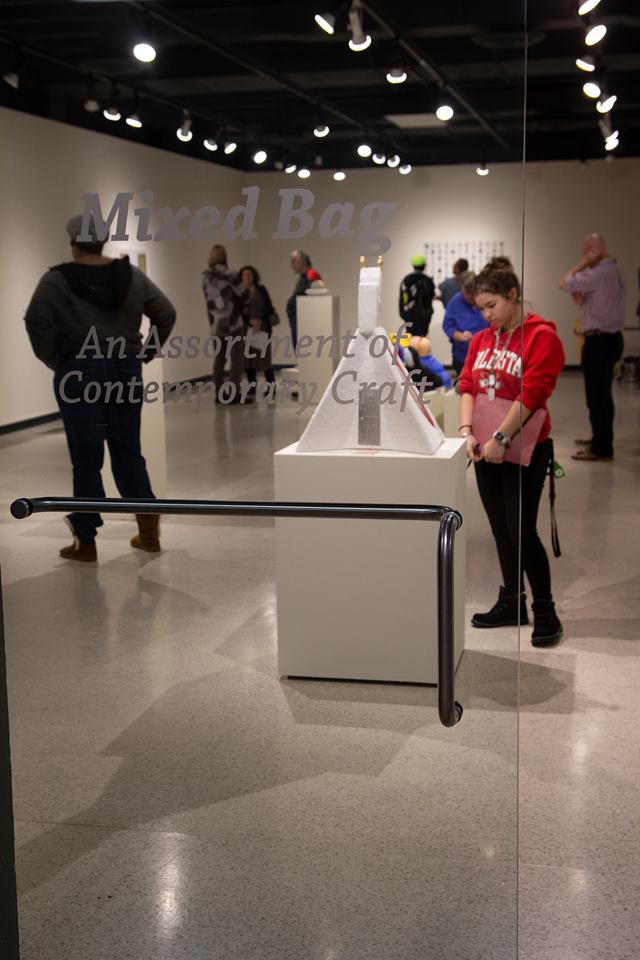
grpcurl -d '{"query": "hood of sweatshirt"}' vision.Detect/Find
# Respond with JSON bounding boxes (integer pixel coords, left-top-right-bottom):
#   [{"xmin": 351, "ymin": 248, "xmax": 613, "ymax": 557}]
[
  {"xmin": 50, "ymin": 256, "xmax": 133, "ymax": 310},
  {"xmin": 524, "ymin": 312, "xmax": 558, "ymax": 334}
]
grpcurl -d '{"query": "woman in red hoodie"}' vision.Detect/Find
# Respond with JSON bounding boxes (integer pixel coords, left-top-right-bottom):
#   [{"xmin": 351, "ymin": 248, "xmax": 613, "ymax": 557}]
[{"xmin": 458, "ymin": 258, "xmax": 565, "ymax": 646}]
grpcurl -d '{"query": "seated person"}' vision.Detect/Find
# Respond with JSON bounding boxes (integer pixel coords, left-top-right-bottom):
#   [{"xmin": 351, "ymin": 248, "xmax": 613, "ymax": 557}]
[{"xmin": 400, "ymin": 335, "xmax": 452, "ymax": 390}]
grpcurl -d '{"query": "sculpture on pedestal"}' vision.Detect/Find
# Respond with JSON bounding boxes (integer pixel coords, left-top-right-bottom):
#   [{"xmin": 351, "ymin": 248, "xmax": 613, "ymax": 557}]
[{"xmin": 297, "ymin": 258, "xmax": 445, "ymax": 455}]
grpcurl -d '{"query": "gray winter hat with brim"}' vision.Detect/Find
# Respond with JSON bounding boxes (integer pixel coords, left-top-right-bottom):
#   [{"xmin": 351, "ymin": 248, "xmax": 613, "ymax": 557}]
[{"xmin": 66, "ymin": 214, "xmax": 100, "ymax": 243}]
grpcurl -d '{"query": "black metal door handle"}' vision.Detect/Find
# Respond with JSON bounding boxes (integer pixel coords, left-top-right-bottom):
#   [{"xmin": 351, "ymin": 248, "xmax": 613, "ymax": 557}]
[{"xmin": 9, "ymin": 496, "xmax": 463, "ymax": 726}]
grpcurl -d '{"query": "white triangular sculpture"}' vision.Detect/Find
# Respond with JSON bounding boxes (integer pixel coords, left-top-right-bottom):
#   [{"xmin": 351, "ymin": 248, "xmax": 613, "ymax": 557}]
[{"xmin": 297, "ymin": 263, "xmax": 444, "ymax": 455}]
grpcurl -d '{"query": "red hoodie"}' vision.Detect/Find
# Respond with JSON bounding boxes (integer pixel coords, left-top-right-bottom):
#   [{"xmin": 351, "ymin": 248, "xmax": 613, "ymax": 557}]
[{"xmin": 458, "ymin": 313, "xmax": 565, "ymax": 443}]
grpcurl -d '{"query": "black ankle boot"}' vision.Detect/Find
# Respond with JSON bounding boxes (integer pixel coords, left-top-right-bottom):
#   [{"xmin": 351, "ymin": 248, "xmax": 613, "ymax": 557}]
[
  {"xmin": 531, "ymin": 600, "xmax": 563, "ymax": 647},
  {"xmin": 472, "ymin": 586, "xmax": 529, "ymax": 629}
]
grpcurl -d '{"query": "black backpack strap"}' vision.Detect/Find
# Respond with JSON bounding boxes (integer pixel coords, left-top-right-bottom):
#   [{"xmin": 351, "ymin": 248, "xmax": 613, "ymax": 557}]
[{"xmin": 547, "ymin": 439, "xmax": 561, "ymax": 558}]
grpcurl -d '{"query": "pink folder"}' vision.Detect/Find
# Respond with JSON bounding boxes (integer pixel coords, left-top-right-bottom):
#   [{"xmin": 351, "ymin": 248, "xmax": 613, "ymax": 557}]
[{"xmin": 471, "ymin": 395, "xmax": 547, "ymax": 466}]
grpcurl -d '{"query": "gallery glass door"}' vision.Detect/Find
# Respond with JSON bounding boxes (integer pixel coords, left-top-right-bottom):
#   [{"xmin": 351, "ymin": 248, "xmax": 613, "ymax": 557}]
[{"xmin": 0, "ymin": 2, "xmax": 528, "ymax": 958}]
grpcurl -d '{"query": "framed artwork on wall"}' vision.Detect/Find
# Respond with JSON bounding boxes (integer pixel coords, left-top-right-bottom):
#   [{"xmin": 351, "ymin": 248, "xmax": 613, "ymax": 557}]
[{"xmin": 424, "ymin": 240, "xmax": 506, "ymax": 283}]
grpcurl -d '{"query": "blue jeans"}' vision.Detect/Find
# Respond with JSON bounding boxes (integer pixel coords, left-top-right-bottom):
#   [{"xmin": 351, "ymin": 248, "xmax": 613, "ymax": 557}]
[{"xmin": 54, "ymin": 356, "xmax": 155, "ymax": 542}]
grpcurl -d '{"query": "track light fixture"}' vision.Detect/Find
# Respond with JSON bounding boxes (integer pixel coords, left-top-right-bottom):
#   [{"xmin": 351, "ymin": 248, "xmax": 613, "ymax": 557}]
[
  {"xmin": 133, "ymin": 41, "xmax": 156, "ymax": 63},
  {"xmin": 576, "ymin": 55, "xmax": 596, "ymax": 72},
  {"xmin": 125, "ymin": 91, "xmax": 142, "ymax": 128},
  {"xmin": 314, "ymin": 123, "xmax": 330, "ymax": 138},
  {"xmin": 348, "ymin": 1, "xmax": 371, "ymax": 52},
  {"xmin": 585, "ymin": 24, "xmax": 607, "ymax": 46},
  {"xmin": 582, "ymin": 81, "xmax": 601, "ymax": 98},
  {"xmin": 3, "ymin": 71, "xmax": 19, "ymax": 89},
  {"xmin": 386, "ymin": 66, "xmax": 407, "ymax": 84},
  {"xmin": 177, "ymin": 110, "xmax": 192, "ymax": 142},
  {"xmin": 398, "ymin": 164, "xmax": 412, "ymax": 175},
  {"xmin": 476, "ymin": 164, "xmax": 490, "ymax": 176},
  {"xmin": 436, "ymin": 104, "xmax": 454, "ymax": 122},
  {"xmin": 605, "ymin": 135, "xmax": 619, "ymax": 151},
  {"xmin": 357, "ymin": 143, "xmax": 372, "ymax": 158},
  {"xmin": 203, "ymin": 137, "xmax": 218, "ymax": 151},
  {"xmin": 314, "ymin": 12, "xmax": 336, "ymax": 35},
  {"xmin": 285, "ymin": 163, "xmax": 297, "ymax": 174},
  {"xmin": 386, "ymin": 43, "xmax": 407, "ymax": 84},
  {"xmin": 2, "ymin": 49, "xmax": 23, "ymax": 90},
  {"xmin": 253, "ymin": 149, "xmax": 268, "ymax": 164},
  {"xmin": 372, "ymin": 152, "xmax": 386, "ymax": 165},
  {"xmin": 133, "ymin": 13, "xmax": 156, "ymax": 63},
  {"xmin": 298, "ymin": 167, "xmax": 311, "ymax": 179},
  {"xmin": 596, "ymin": 93, "xmax": 617, "ymax": 113},
  {"xmin": 223, "ymin": 140, "xmax": 237, "ymax": 155},
  {"xmin": 84, "ymin": 79, "xmax": 100, "ymax": 113},
  {"xmin": 386, "ymin": 154, "xmax": 400, "ymax": 168},
  {"xmin": 333, "ymin": 170, "xmax": 346, "ymax": 181},
  {"xmin": 103, "ymin": 85, "xmax": 120, "ymax": 121},
  {"xmin": 578, "ymin": 0, "xmax": 601, "ymax": 14}
]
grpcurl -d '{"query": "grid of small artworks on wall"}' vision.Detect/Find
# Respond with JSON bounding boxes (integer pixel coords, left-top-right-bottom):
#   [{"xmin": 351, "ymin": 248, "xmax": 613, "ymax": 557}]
[{"xmin": 424, "ymin": 240, "xmax": 506, "ymax": 284}]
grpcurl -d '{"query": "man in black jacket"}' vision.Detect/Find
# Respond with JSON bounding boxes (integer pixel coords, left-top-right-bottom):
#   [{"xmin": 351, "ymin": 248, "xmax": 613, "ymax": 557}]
[
  {"xmin": 25, "ymin": 215, "xmax": 176, "ymax": 561},
  {"xmin": 398, "ymin": 254, "xmax": 435, "ymax": 336}
]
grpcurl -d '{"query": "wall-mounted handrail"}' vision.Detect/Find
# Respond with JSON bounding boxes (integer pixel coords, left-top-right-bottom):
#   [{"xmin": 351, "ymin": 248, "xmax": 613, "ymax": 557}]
[
  {"xmin": 2, "ymin": 494, "xmax": 463, "ymax": 959},
  {"xmin": 9, "ymin": 496, "xmax": 463, "ymax": 726}
]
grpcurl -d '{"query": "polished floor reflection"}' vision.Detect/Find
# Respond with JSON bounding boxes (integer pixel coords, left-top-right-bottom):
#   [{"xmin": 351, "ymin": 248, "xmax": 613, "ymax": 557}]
[{"xmin": 1, "ymin": 372, "xmax": 638, "ymax": 959}]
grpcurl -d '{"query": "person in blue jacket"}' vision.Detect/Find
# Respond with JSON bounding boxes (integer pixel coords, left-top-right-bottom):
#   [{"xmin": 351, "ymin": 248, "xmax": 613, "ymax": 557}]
[{"xmin": 443, "ymin": 271, "xmax": 489, "ymax": 374}]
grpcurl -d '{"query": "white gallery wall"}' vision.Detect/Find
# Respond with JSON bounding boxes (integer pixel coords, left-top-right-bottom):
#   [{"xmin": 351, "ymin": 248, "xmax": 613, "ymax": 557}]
[
  {"xmin": 0, "ymin": 106, "xmax": 246, "ymax": 427},
  {"xmin": 1, "ymin": 103, "xmax": 639, "ymax": 428},
  {"xmin": 523, "ymin": 158, "xmax": 639, "ymax": 364}
]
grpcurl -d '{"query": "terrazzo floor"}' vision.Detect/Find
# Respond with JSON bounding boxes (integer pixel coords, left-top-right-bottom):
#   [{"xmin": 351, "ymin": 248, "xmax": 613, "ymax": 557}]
[{"xmin": 0, "ymin": 371, "xmax": 638, "ymax": 959}]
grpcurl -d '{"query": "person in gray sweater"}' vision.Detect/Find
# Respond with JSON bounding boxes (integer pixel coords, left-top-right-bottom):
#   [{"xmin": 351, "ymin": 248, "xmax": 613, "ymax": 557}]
[{"xmin": 24, "ymin": 215, "xmax": 176, "ymax": 561}]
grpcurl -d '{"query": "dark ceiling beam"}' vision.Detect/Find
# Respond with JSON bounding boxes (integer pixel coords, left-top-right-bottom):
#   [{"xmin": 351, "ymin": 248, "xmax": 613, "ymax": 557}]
[
  {"xmin": 362, "ymin": 0, "xmax": 511, "ymax": 151},
  {"xmin": 0, "ymin": 31, "xmax": 241, "ymax": 138},
  {"xmin": 125, "ymin": 0, "xmax": 396, "ymax": 146}
]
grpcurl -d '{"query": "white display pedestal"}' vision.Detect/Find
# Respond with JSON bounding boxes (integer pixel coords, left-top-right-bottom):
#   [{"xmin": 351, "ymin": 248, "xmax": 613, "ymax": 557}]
[
  {"xmin": 442, "ymin": 388, "xmax": 460, "ymax": 437},
  {"xmin": 274, "ymin": 439, "xmax": 466, "ymax": 684},
  {"xmin": 296, "ymin": 294, "xmax": 340, "ymax": 403},
  {"xmin": 423, "ymin": 390, "xmax": 444, "ymax": 430},
  {"xmin": 104, "ymin": 355, "xmax": 168, "ymax": 503}
]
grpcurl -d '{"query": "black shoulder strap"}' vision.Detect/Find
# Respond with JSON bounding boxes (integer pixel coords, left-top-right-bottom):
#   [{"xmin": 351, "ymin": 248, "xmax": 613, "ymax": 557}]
[{"xmin": 547, "ymin": 439, "xmax": 561, "ymax": 558}]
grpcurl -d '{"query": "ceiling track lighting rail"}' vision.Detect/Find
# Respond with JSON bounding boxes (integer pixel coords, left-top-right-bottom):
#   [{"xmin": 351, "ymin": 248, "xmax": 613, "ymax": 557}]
[
  {"xmin": 571, "ymin": 1, "xmax": 621, "ymax": 155},
  {"xmin": 358, "ymin": 1, "xmax": 510, "ymax": 151},
  {"xmin": 0, "ymin": 31, "xmax": 244, "ymax": 153},
  {"xmin": 124, "ymin": 0, "xmax": 401, "ymax": 155}
]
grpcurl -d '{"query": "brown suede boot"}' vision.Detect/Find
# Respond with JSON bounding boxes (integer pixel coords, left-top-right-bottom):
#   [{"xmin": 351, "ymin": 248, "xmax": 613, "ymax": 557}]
[
  {"xmin": 60, "ymin": 537, "xmax": 97, "ymax": 562},
  {"xmin": 131, "ymin": 513, "xmax": 161, "ymax": 552}
]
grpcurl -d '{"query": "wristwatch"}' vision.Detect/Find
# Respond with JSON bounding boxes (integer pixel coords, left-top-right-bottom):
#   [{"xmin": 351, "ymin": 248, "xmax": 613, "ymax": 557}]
[{"xmin": 493, "ymin": 430, "xmax": 512, "ymax": 448}]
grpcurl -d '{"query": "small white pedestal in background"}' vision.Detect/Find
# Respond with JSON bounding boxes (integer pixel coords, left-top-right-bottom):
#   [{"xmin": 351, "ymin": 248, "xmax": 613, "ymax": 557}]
[
  {"xmin": 274, "ymin": 439, "xmax": 466, "ymax": 684},
  {"xmin": 296, "ymin": 294, "xmax": 340, "ymax": 403}
]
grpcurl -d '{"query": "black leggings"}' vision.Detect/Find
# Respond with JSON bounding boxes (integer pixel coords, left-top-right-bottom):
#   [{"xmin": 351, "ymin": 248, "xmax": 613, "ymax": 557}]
[{"xmin": 474, "ymin": 438, "xmax": 553, "ymax": 601}]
